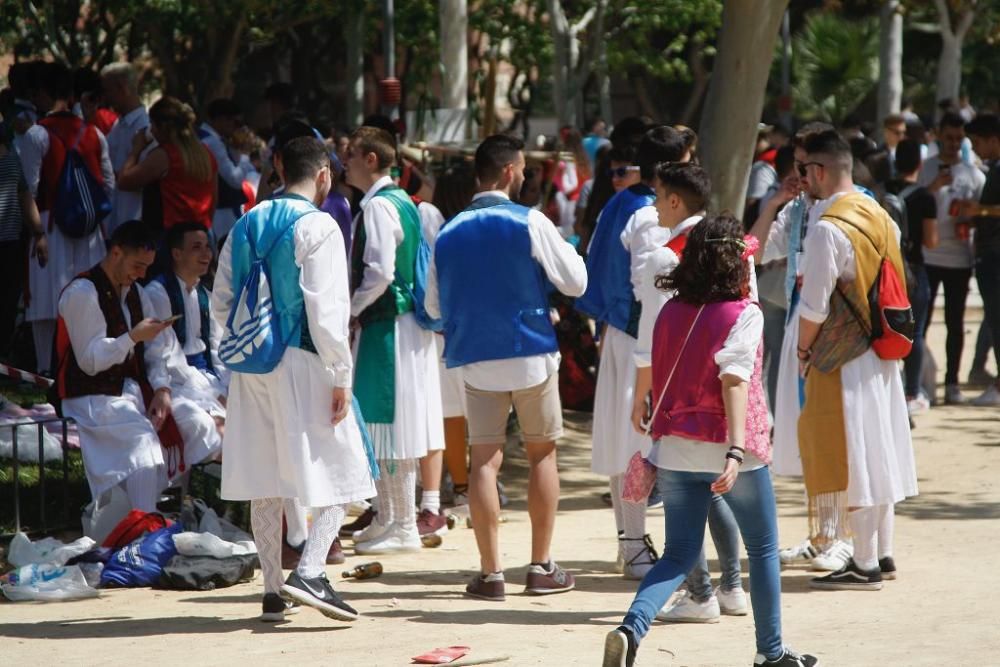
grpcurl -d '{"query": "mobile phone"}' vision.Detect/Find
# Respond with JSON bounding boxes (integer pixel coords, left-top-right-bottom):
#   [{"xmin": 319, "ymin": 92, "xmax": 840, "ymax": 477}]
[{"xmin": 159, "ymin": 314, "xmax": 183, "ymax": 324}]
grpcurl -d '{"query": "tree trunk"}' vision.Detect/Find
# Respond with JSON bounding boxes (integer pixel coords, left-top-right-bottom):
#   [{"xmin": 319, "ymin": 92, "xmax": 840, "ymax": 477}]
[
  {"xmin": 932, "ymin": 0, "xmax": 976, "ymax": 108},
  {"xmin": 548, "ymin": 0, "xmax": 572, "ymax": 127},
  {"xmin": 439, "ymin": 0, "xmax": 468, "ymax": 110},
  {"xmin": 679, "ymin": 36, "xmax": 710, "ymax": 127},
  {"xmin": 698, "ymin": 0, "xmax": 788, "ymax": 219},
  {"xmin": 877, "ymin": 0, "xmax": 903, "ymax": 133},
  {"xmin": 345, "ymin": 8, "xmax": 365, "ymax": 128},
  {"xmin": 597, "ymin": 36, "xmax": 612, "ymax": 125}
]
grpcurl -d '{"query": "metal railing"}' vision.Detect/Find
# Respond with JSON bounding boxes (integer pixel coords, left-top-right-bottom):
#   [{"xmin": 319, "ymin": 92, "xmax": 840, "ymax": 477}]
[{"xmin": 5, "ymin": 416, "xmax": 75, "ymax": 535}]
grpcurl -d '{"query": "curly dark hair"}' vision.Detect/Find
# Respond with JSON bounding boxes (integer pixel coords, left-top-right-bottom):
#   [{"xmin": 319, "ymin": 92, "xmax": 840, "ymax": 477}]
[{"xmin": 656, "ymin": 214, "xmax": 749, "ymax": 304}]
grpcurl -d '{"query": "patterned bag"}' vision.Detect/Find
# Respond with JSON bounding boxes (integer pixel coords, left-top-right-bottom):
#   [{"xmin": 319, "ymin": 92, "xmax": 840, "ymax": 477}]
[{"xmin": 808, "ymin": 284, "xmax": 871, "ymax": 374}]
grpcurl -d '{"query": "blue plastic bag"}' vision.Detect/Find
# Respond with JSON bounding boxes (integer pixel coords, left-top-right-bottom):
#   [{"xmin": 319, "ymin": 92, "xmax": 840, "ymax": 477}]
[{"xmin": 100, "ymin": 522, "xmax": 182, "ymax": 588}]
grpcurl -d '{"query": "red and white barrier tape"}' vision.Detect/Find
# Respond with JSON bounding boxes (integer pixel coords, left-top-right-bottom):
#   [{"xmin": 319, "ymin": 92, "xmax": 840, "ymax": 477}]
[{"xmin": 0, "ymin": 363, "xmax": 54, "ymax": 388}]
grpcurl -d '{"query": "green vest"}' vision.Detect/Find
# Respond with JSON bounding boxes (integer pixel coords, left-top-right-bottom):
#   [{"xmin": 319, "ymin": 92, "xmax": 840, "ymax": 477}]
[{"xmin": 351, "ymin": 185, "xmax": 420, "ymax": 326}]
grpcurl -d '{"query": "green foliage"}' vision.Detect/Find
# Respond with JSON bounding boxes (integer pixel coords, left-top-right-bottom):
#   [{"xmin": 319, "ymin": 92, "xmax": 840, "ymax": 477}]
[{"xmin": 791, "ymin": 11, "xmax": 879, "ymax": 123}]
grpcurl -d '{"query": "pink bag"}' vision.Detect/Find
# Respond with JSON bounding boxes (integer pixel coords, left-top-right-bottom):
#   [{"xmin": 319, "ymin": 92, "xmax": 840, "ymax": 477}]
[{"xmin": 621, "ymin": 305, "xmax": 705, "ymax": 504}]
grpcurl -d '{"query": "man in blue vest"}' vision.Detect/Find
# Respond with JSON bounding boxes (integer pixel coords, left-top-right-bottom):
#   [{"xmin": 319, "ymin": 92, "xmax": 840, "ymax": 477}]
[
  {"xmin": 575, "ymin": 126, "xmax": 689, "ymax": 579},
  {"xmin": 426, "ymin": 134, "xmax": 588, "ymax": 601},
  {"xmin": 212, "ymin": 136, "xmax": 375, "ymax": 623}
]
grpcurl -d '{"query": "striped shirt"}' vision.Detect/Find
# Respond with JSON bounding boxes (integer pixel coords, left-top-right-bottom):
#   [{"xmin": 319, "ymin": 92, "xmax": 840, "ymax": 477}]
[{"xmin": 0, "ymin": 150, "xmax": 27, "ymax": 242}]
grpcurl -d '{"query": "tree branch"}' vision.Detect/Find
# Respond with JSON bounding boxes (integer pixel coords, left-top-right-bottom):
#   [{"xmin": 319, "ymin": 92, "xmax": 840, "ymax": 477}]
[
  {"xmin": 571, "ymin": 6, "xmax": 597, "ymax": 35},
  {"xmin": 955, "ymin": 0, "xmax": 978, "ymax": 40},
  {"xmin": 932, "ymin": 0, "xmax": 954, "ymax": 37}
]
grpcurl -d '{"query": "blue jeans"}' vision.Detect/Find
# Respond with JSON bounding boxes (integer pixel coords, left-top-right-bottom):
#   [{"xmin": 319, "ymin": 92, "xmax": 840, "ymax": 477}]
[
  {"xmin": 684, "ymin": 494, "xmax": 742, "ymax": 599},
  {"xmin": 976, "ymin": 250, "xmax": 1000, "ymax": 376},
  {"xmin": 621, "ymin": 466, "xmax": 783, "ymax": 659},
  {"xmin": 903, "ymin": 264, "xmax": 930, "ymax": 397}
]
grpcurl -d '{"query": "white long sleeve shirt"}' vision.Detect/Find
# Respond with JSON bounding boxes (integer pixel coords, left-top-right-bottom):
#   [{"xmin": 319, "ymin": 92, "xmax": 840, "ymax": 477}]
[
  {"xmin": 351, "ymin": 175, "xmax": 403, "ymax": 318},
  {"xmin": 425, "ymin": 190, "xmax": 588, "ymax": 392},
  {"xmin": 57, "ymin": 279, "xmax": 169, "ymax": 392},
  {"xmin": 213, "ymin": 209, "xmax": 355, "ymax": 388},
  {"xmin": 105, "ymin": 106, "xmax": 148, "ymax": 230}
]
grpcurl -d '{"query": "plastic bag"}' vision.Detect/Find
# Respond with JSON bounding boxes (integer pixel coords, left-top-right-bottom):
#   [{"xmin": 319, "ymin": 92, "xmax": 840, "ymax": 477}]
[
  {"xmin": 81, "ymin": 486, "xmax": 131, "ymax": 545},
  {"xmin": 100, "ymin": 523, "xmax": 182, "ymax": 588},
  {"xmin": 192, "ymin": 499, "xmax": 253, "ymax": 543},
  {"xmin": 172, "ymin": 531, "xmax": 256, "ymax": 559},
  {"xmin": 158, "ymin": 554, "xmax": 257, "ymax": 591},
  {"xmin": 0, "ymin": 563, "xmax": 99, "ymax": 601},
  {"xmin": 7, "ymin": 532, "xmax": 96, "ymax": 568}
]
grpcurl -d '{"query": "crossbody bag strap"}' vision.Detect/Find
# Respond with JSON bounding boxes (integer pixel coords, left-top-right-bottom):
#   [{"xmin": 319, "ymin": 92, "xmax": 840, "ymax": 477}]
[{"xmin": 645, "ymin": 304, "xmax": 705, "ymax": 436}]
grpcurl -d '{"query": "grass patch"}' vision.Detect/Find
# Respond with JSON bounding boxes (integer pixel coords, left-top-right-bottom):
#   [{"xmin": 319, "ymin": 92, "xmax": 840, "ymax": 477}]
[{"xmin": 0, "ymin": 450, "xmax": 91, "ymax": 535}]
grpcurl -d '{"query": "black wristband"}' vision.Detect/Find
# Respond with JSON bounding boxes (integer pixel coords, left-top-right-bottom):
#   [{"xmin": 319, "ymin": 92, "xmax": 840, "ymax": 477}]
[{"xmin": 725, "ymin": 451, "xmax": 744, "ymax": 464}]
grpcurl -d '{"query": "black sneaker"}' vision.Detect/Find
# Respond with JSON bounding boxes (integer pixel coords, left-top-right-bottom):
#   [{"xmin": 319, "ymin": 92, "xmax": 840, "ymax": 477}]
[
  {"xmin": 280, "ymin": 571, "xmax": 359, "ymax": 621},
  {"xmin": 753, "ymin": 647, "xmax": 819, "ymax": 666},
  {"xmin": 602, "ymin": 626, "xmax": 637, "ymax": 667},
  {"xmin": 878, "ymin": 556, "xmax": 897, "ymax": 581},
  {"xmin": 259, "ymin": 593, "xmax": 300, "ymax": 622},
  {"xmin": 809, "ymin": 558, "xmax": 883, "ymax": 591}
]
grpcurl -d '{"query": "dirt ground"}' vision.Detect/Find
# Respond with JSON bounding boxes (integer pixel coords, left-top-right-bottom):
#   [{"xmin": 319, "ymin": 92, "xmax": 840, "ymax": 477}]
[{"xmin": 2, "ymin": 314, "xmax": 999, "ymax": 667}]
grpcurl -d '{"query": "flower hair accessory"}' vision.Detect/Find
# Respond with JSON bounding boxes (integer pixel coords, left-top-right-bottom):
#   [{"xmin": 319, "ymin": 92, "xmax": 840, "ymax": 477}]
[{"xmin": 703, "ymin": 234, "xmax": 759, "ymax": 261}]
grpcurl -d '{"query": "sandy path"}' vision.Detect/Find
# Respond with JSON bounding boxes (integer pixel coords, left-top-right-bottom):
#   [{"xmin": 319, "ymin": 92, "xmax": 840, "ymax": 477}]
[{"xmin": 2, "ymin": 317, "xmax": 998, "ymax": 666}]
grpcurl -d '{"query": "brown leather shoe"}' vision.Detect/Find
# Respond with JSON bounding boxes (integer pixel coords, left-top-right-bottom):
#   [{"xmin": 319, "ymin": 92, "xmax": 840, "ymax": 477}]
[
  {"xmin": 281, "ymin": 540, "xmax": 302, "ymax": 570},
  {"xmin": 339, "ymin": 508, "xmax": 376, "ymax": 539},
  {"xmin": 464, "ymin": 572, "xmax": 506, "ymax": 601},
  {"xmin": 416, "ymin": 509, "xmax": 449, "ymax": 537},
  {"xmin": 326, "ymin": 537, "xmax": 346, "ymax": 565},
  {"xmin": 524, "ymin": 561, "xmax": 575, "ymax": 595}
]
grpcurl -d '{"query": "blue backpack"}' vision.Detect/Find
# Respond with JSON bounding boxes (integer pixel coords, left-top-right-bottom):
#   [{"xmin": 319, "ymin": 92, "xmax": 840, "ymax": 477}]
[
  {"xmin": 218, "ymin": 205, "xmax": 309, "ymax": 373},
  {"xmin": 400, "ymin": 234, "xmax": 442, "ymax": 333},
  {"xmin": 49, "ymin": 126, "xmax": 112, "ymax": 238}
]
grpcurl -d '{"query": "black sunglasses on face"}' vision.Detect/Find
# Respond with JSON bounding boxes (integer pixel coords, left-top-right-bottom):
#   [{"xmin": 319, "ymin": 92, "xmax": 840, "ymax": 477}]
[
  {"xmin": 797, "ymin": 161, "xmax": 824, "ymax": 177},
  {"xmin": 608, "ymin": 166, "xmax": 640, "ymax": 178}
]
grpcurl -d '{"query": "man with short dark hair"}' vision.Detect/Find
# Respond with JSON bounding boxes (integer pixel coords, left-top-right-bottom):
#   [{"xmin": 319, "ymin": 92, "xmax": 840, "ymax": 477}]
[
  {"xmin": 214, "ymin": 136, "xmax": 374, "ymax": 622},
  {"xmin": 344, "ymin": 125, "xmax": 445, "ymax": 555},
  {"xmin": 56, "ymin": 220, "xmax": 220, "ymax": 515},
  {"xmin": 427, "ymin": 133, "xmax": 587, "ymax": 601},
  {"xmin": 199, "ymin": 99, "xmax": 252, "ymax": 237},
  {"xmin": 101, "ymin": 62, "xmax": 148, "ymax": 233},
  {"xmin": 795, "ymin": 130, "xmax": 917, "ymax": 591},
  {"xmin": 958, "ymin": 113, "xmax": 1000, "ymax": 405}
]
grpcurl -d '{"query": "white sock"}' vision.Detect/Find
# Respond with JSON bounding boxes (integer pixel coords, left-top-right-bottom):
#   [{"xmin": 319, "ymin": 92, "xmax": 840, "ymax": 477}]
[
  {"xmin": 848, "ymin": 506, "xmax": 879, "ymax": 571},
  {"xmin": 817, "ymin": 503, "xmax": 839, "ymax": 543},
  {"xmin": 283, "ymin": 497, "xmax": 309, "ymax": 547},
  {"xmin": 876, "ymin": 503, "xmax": 894, "ymax": 559},
  {"xmin": 609, "ymin": 474, "xmax": 625, "ymax": 534},
  {"xmin": 374, "ymin": 460, "xmax": 394, "ymax": 527},
  {"xmin": 420, "ymin": 489, "xmax": 440, "ymax": 514},
  {"xmin": 124, "ymin": 466, "xmax": 161, "ymax": 512},
  {"xmin": 297, "ymin": 504, "xmax": 345, "ymax": 579},
  {"xmin": 621, "ymin": 490, "xmax": 648, "ymax": 541},
  {"xmin": 251, "ymin": 497, "xmax": 284, "ymax": 594},
  {"xmin": 389, "ymin": 458, "xmax": 418, "ymax": 530}
]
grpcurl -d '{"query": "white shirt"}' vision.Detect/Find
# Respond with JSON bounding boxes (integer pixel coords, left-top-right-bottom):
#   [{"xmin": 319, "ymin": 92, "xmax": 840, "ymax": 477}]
[
  {"xmin": 351, "ymin": 175, "xmax": 404, "ymax": 317},
  {"xmin": 57, "ymin": 278, "xmax": 170, "ymax": 392},
  {"xmin": 214, "ymin": 209, "xmax": 354, "ymax": 389},
  {"xmin": 199, "ymin": 122, "xmax": 247, "ymax": 191},
  {"xmin": 19, "ymin": 122, "xmax": 114, "ymax": 200},
  {"xmin": 918, "ymin": 156, "xmax": 985, "ymax": 269},
  {"xmin": 646, "ymin": 305, "xmax": 766, "ymax": 472},
  {"xmin": 425, "ymin": 190, "xmax": 588, "ymax": 392},
  {"xmin": 760, "ymin": 194, "xmax": 816, "ymax": 265},
  {"xmin": 619, "ymin": 204, "xmax": 671, "ymax": 302},
  {"xmin": 106, "ymin": 106, "xmax": 149, "ymax": 230}
]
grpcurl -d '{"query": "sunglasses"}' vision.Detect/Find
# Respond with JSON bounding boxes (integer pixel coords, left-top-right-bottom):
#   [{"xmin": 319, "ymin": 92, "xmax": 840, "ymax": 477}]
[
  {"xmin": 797, "ymin": 161, "xmax": 825, "ymax": 177},
  {"xmin": 608, "ymin": 165, "xmax": 641, "ymax": 178}
]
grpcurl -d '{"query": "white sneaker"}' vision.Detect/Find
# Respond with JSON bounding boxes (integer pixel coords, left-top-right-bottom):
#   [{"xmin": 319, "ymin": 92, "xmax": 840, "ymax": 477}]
[
  {"xmin": 971, "ymin": 385, "xmax": 1000, "ymax": 407},
  {"xmin": 354, "ymin": 522, "xmax": 421, "ymax": 555},
  {"xmin": 810, "ymin": 539, "xmax": 853, "ymax": 572},
  {"xmin": 352, "ymin": 519, "xmax": 391, "ymax": 544},
  {"xmin": 620, "ymin": 535, "xmax": 659, "ymax": 581},
  {"xmin": 779, "ymin": 538, "xmax": 818, "ymax": 565},
  {"xmin": 655, "ymin": 590, "xmax": 721, "ymax": 623},
  {"xmin": 907, "ymin": 395, "xmax": 930, "ymax": 416},
  {"xmin": 945, "ymin": 384, "xmax": 966, "ymax": 405},
  {"xmin": 716, "ymin": 586, "xmax": 748, "ymax": 616}
]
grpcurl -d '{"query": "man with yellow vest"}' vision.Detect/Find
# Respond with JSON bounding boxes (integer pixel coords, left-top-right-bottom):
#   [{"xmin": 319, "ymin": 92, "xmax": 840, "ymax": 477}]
[{"xmin": 794, "ymin": 130, "xmax": 918, "ymax": 591}]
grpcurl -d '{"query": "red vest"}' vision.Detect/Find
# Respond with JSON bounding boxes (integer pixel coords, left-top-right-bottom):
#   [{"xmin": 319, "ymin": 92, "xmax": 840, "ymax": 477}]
[
  {"xmin": 665, "ymin": 232, "xmax": 688, "ymax": 257},
  {"xmin": 55, "ymin": 264, "xmax": 146, "ymax": 400},
  {"xmin": 37, "ymin": 113, "xmax": 105, "ymax": 213},
  {"xmin": 160, "ymin": 143, "xmax": 217, "ymax": 229},
  {"xmin": 650, "ymin": 298, "xmax": 771, "ymax": 462}
]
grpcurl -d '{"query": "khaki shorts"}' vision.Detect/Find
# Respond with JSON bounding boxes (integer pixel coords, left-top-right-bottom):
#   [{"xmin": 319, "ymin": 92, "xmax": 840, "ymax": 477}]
[{"xmin": 465, "ymin": 372, "xmax": 563, "ymax": 446}]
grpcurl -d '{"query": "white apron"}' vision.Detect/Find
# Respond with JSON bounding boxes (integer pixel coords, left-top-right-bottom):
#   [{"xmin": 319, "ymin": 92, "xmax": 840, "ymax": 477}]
[{"xmin": 590, "ymin": 325, "xmax": 647, "ymax": 476}]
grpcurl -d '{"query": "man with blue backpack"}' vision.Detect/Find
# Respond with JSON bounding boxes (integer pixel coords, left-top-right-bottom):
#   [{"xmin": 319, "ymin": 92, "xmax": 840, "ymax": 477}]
[
  {"xmin": 343, "ymin": 126, "xmax": 445, "ymax": 556},
  {"xmin": 212, "ymin": 136, "xmax": 375, "ymax": 623}
]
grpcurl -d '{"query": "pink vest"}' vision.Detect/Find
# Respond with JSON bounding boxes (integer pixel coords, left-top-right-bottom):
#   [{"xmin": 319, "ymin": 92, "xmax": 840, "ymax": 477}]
[{"xmin": 650, "ymin": 298, "xmax": 771, "ymax": 464}]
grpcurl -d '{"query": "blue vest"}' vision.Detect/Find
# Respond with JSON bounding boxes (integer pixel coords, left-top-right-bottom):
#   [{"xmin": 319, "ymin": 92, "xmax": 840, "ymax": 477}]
[
  {"xmin": 152, "ymin": 272, "xmax": 215, "ymax": 374},
  {"xmin": 575, "ymin": 184, "xmax": 655, "ymax": 336},
  {"xmin": 436, "ymin": 198, "xmax": 558, "ymax": 368},
  {"xmin": 228, "ymin": 194, "xmax": 317, "ymax": 355}
]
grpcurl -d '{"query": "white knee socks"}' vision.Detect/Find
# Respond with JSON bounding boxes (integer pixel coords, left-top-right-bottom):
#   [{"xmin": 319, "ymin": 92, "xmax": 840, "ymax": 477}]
[
  {"xmin": 124, "ymin": 466, "xmax": 161, "ymax": 512},
  {"xmin": 390, "ymin": 458, "xmax": 418, "ymax": 530},
  {"xmin": 283, "ymin": 497, "xmax": 309, "ymax": 547},
  {"xmin": 609, "ymin": 474, "xmax": 625, "ymax": 535},
  {"xmin": 251, "ymin": 497, "xmax": 284, "ymax": 594},
  {"xmin": 848, "ymin": 506, "xmax": 880, "ymax": 571},
  {"xmin": 876, "ymin": 503, "xmax": 895, "ymax": 559},
  {"xmin": 297, "ymin": 504, "xmax": 345, "ymax": 579},
  {"xmin": 373, "ymin": 461, "xmax": 394, "ymax": 527}
]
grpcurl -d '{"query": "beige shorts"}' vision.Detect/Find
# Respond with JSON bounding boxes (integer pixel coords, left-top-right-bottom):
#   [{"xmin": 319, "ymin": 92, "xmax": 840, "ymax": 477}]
[{"xmin": 465, "ymin": 372, "xmax": 563, "ymax": 446}]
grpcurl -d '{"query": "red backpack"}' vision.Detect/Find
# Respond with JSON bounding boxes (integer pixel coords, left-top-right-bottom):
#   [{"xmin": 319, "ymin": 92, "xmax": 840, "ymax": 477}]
[
  {"xmin": 103, "ymin": 510, "xmax": 173, "ymax": 549},
  {"xmin": 828, "ymin": 215, "xmax": 915, "ymax": 360}
]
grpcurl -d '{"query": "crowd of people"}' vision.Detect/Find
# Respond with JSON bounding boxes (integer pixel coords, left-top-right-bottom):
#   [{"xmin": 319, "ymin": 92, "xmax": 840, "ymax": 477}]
[{"xmin": 2, "ymin": 56, "xmax": 1000, "ymax": 667}]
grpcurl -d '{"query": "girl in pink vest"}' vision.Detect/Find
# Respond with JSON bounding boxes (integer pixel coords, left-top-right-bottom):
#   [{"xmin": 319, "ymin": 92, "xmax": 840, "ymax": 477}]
[{"xmin": 603, "ymin": 214, "xmax": 817, "ymax": 667}]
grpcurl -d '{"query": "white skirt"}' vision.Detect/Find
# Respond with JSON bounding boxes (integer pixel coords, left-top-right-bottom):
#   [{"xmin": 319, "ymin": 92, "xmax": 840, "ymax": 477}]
[
  {"xmin": 358, "ymin": 312, "xmax": 445, "ymax": 460},
  {"xmin": 841, "ymin": 349, "xmax": 918, "ymax": 507},
  {"xmin": 222, "ymin": 347, "xmax": 376, "ymax": 506},
  {"xmin": 590, "ymin": 326, "xmax": 648, "ymax": 476},
  {"xmin": 771, "ymin": 308, "xmax": 803, "ymax": 476},
  {"xmin": 27, "ymin": 213, "xmax": 106, "ymax": 322},
  {"xmin": 434, "ymin": 334, "xmax": 466, "ymax": 418},
  {"xmin": 64, "ymin": 379, "xmax": 221, "ymax": 498}
]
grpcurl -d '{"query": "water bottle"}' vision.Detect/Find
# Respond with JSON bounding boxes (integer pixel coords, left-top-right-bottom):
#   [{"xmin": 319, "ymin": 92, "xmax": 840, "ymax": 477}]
[{"xmin": 342, "ymin": 562, "xmax": 383, "ymax": 580}]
